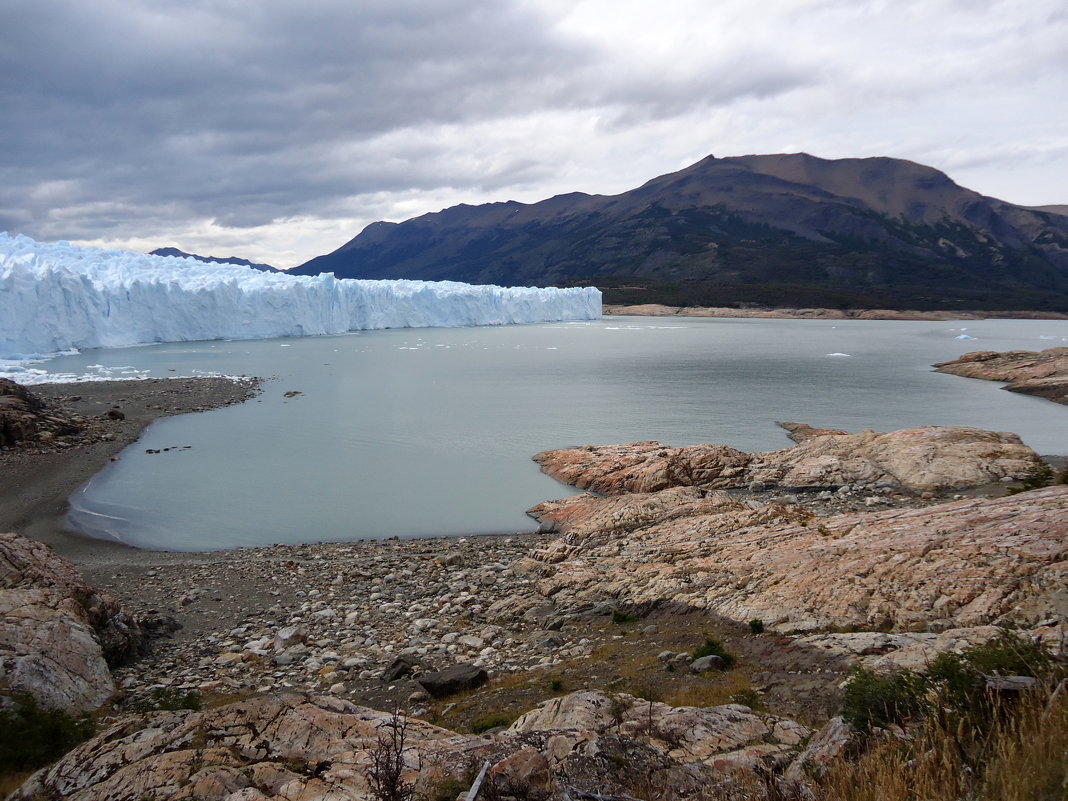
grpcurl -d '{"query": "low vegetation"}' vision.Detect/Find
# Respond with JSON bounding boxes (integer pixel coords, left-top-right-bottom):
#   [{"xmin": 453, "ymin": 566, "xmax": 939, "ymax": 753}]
[
  {"xmin": 818, "ymin": 630, "xmax": 1067, "ymax": 801},
  {"xmin": 0, "ymin": 693, "xmax": 95, "ymax": 790},
  {"xmin": 692, "ymin": 635, "xmax": 737, "ymax": 669}
]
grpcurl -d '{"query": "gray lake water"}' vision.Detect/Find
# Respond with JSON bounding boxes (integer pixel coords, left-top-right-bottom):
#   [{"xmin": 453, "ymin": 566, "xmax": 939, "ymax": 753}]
[{"xmin": 39, "ymin": 316, "xmax": 1068, "ymax": 551}]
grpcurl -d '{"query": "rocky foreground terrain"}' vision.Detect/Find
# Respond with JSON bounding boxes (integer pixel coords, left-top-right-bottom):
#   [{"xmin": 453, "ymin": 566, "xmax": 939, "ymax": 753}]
[{"xmin": 2, "ymin": 377, "xmax": 1067, "ymax": 800}]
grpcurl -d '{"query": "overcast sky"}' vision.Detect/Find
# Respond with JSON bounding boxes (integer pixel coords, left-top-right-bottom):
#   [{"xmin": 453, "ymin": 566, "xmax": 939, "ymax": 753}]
[{"xmin": 2, "ymin": 0, "xmax": 1065, "ymax": 268}]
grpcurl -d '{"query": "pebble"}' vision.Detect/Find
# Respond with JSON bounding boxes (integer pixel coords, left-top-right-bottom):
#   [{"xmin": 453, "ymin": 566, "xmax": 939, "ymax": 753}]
[{"xmin": 105, "ymin": 532, "xmax": 603, "ymax": 708}]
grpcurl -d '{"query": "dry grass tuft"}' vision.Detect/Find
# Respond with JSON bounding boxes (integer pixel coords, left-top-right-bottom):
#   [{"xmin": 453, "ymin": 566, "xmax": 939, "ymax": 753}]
[{"xmin": 815, "ymin": 679, "xmax": 1067, "ymax": 801}]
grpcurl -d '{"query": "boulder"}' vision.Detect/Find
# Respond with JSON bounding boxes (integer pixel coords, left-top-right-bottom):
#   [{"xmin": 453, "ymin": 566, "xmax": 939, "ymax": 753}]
[
  {"xmin": 0, "ymin": 533, "xmax": 143, "ymax": 712},
  {"xmin": 380, "ymin": 654, "xmax": 427, "ymax": 682},
  {"xmin": 690, "ymin": 655, "xmax": 725, "ymax": 672},
  {"xmin": 417, "ymin": 662, "xmax": 489, "ymax": 698}
]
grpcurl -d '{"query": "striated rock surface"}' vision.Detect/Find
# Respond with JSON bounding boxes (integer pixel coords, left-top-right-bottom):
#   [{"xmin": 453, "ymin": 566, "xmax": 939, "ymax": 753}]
[
  {"xmin": 14, "ymin": 690, "xmax": 812, "ymax": 800},
  {"xmin": 533, "ymin": 425, "xmax": 1043, "ymax": 495},
  {"xmin": 0, "ymin": 533, "xmax": 143, "ymax": 711},
  {"xmin": 524, "ymin": 486, "xmax": 1068, "ymax": 633},
  {"xmin": 934, "ymin": 347, "xmax": 1068, "ymax": 406}
]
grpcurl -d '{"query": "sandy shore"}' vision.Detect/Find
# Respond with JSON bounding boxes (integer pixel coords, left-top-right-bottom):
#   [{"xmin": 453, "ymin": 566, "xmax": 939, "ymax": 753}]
[{"xmin": 0, "ymin": 377, "xmax": 259, "ymax": 562}]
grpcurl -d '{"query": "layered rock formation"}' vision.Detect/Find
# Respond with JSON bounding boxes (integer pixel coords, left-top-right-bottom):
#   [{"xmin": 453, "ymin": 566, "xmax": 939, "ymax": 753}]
[
  {"xmin": 0, "ymin": 533, "xmax": 142, "ymax": 711},
  {"xmin": 14, "ymin": 690, "xmax": 811, "ymax": 800},
  {"xmin": 934, "ymin": 347, "xmax": 1068, "ymax": 406},
  {"xmin": 524, "ymin": 486, "xmax": 1067, "ymax": 633},
  {"xmin": 533, "ymin": 425, "xmax": 1044, "ymax": 496},
  {"xmin": 526, "ymin": 426, "xmax": 1065, "ymax": 634}
]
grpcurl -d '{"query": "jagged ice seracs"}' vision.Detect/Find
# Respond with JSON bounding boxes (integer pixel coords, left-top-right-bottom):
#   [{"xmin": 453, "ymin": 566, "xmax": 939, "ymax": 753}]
[{"xmin": 0, "ymin": 233, "xmax": 602, "ymax": 373}]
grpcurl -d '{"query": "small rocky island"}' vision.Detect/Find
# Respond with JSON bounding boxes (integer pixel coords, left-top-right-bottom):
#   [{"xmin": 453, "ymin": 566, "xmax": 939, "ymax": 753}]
[
  {"xmin": 1, "ymin": 371, "xmax": 1066, "ymax": 800},
  {"xmin": 934, "ymin": 346, "xmax": 1068, "ymax": 405}
]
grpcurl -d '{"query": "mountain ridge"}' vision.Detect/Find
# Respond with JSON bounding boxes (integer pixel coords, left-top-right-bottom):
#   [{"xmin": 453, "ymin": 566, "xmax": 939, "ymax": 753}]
[
  {"xmin": 292, "ymin": 153, "xmax": 1068, "ymax": 311},
  {"xmin": 150, "ymin": 246, "xmax": 278, "ymax": 272}
]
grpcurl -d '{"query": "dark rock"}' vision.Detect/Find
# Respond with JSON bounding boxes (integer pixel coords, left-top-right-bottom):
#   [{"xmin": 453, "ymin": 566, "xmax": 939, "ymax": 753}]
[
  {"xmin": 417, "ymin": 662, "xmax": 489, "ymax": 698},
  {"xmin": 380, "ymin": 654, "xmax": 427, "ymax": 682}
]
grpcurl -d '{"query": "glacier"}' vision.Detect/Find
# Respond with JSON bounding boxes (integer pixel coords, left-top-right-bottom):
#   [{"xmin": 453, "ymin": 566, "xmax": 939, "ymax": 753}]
[{"xmin": 0, "ymin": 233, "xmax": 602, "ymax": 373}]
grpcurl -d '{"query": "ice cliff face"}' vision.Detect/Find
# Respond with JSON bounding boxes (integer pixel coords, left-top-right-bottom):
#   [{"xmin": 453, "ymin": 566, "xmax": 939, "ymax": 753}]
[{"xmin": 0, "ymin": 234, "xmax": 602, "ymax": 360}]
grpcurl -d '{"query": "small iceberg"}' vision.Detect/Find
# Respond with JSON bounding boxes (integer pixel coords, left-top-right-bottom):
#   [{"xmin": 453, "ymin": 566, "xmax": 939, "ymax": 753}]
[{"xmin": 826, "ymin": 352, "xmax": 852, "ymax": 357}]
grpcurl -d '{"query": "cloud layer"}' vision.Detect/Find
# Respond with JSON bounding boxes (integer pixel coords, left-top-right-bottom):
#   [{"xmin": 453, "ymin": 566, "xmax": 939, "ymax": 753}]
[{"xmin": 2, "ymin": 0, "xmax": 1065, "ymax": 267}]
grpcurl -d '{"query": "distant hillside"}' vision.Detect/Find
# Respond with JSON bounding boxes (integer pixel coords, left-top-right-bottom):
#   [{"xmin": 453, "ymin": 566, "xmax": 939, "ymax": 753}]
[
  {"xmin": 292, "ymin": 153, "xmax": 1068, "ymax": 311},
  {"xmin": 151, "ymin": 247, "xmax": 277, "ymax": 272}
]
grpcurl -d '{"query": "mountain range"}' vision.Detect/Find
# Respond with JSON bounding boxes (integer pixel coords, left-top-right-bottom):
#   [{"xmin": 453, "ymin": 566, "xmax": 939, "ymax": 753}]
[
  {"xmin": 291, "ymin": 153, "xmax": 1068, "ymax": 311},
  {"xmin": 150, "ymin": 247, "xmax": 277, "ymax": 273}
]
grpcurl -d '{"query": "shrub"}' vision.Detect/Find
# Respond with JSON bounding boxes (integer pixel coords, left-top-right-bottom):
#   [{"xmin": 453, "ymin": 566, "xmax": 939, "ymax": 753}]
[
  {"xmin": 693, "ymin": 636, "xmax": 736, "ymax": 669},
  {"xmin": 548, "ymin": 678, "xmax": 564, "ymax": 693},
  {"xmin": 0, "ymin": 693, "xmax": 95, "ymax": 774},
  {"xmin": 611, "ymin": 609, "xmax": 637, "ymax": 624},
  {"xmin": 841, "ymin": 665, "xmax": 928, "ymax": 731},
  {"xmin": 470, "ymin": 714, "xmax": 511, "ymax": 734},
  {"xmin": 748, "ymin": 618, "xmax": 765, "ymax": 635}
]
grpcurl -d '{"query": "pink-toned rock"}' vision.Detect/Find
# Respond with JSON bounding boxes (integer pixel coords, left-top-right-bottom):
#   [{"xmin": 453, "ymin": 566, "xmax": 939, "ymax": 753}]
[
  {"xmin": 777, "ymin": 421, "xmax": 851, "ymax": 443},
  {"xmin": 510, "ymin": 690, "xmax": 810, "ymax": 769},
  {"xmin": 14, "ymin": 691, "xmax": 816, "ymax": 801},
  {"xmin": 534, "ymin": 425, "xmax": 1043, "ymax": 494},
  {"xmin": 934, "ymin": 347, "xmax": 1068, "ymax": 406},
  {"xmin": 781, "ymin": 716, "xmax": 857, "ymax": 794},
  {"xmin": 522, "ymin": 487, "xmax": 1068, "ymax": 633},
  {"xmin": 533, "ymin": 441, "xmax": 753, "ymax": 495},
  {"xmin": 0, "ymin": 533, "xmax": 142, "ymax": 711}
]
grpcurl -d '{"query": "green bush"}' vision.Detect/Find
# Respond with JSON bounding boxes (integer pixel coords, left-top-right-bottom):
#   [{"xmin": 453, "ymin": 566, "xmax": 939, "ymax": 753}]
[
  {"xmin": 748, "ymin": 619, "xmax": 765, "ymax": 635},
  {"xmin": 611, "ymin": 609, "xmax": 638, "ymax": 624},
  {"xmin": 841, "ymin": 666, "xmax": 928, "ymax": 731},
  {"xmin": 470, "ymin": 714, "xmax": 511, "ymax": 734},
  {"xmin": 926, "ymin": 629, "xmax": 1057, "ymax": 724},
  {"xmin": 842, "ymin": 629, "xmax": 1062, "ymax": 734},
  {"xmin": 0, "ymin": 693, "xmax": 95, "ymax": 774},
  {"xmin": 693, "ymin": 636, "xmax": 736, "ymax": 669}
]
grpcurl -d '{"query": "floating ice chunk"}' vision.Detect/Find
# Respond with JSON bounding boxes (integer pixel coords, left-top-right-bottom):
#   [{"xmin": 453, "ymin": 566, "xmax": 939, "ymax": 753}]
[
  {"xmin": 826, "ymin": 352, "xmax": 852, "ymax": 357},
  {"xmin": 955, "ymin": 334, "xmax": 977, "ymax": 340}
]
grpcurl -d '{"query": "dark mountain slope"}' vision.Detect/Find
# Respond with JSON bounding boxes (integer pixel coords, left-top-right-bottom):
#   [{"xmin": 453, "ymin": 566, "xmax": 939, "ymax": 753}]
[
  {"xmin": 150, "ymin": 247, "xmax": 278, "ymax": 272},
  {"xmin": 292, "ymin": 154, "xmax": 1068, "ymax": 311}
]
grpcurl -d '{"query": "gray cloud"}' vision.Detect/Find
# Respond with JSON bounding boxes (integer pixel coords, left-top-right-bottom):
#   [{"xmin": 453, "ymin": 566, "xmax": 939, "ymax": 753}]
[{"xmin": 1, "ymin": 0, "xmax": 1064, "ymax": 266}]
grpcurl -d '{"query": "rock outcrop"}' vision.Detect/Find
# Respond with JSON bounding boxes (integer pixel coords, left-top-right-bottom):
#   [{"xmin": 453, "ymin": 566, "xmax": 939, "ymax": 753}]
[
  {"xmin": 0, "ymin": 533, "xmax": 143, "ymax": 711},
  {"xmin": 0, "ymin": 378, "xmax": 81, "ymax": 448},
  {"xmin": 934, "ymin": 347, "xmax": 1068, "ymax": 406},
  {"xmin": 533, "ymin": 425, "xmax": 1044, "ymax": 496},
  {"xmin": 13, "ymin": 690, "xmax": 812, "ymax": 801},
  {"xmin": 524, "ymin": 486, "xmax": 1068, "ymax": 633}
]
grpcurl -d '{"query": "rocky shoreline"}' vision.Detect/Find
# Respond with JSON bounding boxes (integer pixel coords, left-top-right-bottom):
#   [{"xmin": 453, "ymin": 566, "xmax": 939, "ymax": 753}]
[
  {"xmin": 603, "ymin": 303, "xmax": 1068, "ymax": 321},
  {"xmin": 934, "ymin": 347, "xmax": 1068, "ymax": 406},
  {"xmin": 3, "ymin": 374, "xmax": 1067, "ymax": 800},
  {"xmin": 0, "ymin": 376, "xmax": 259, "ymax": 559}
]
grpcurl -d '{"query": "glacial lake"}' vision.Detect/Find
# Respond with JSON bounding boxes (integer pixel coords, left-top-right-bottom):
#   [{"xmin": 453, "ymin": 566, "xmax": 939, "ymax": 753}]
[{"xmin": 38, "ymin": 316, "xmax": 1068, "ymax": 551}]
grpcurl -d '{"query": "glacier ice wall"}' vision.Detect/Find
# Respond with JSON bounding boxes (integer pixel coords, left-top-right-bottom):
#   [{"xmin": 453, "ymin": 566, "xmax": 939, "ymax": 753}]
[{"xmin": 0, "ymin": 233, "xmax": 602, "ymax": 360}]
